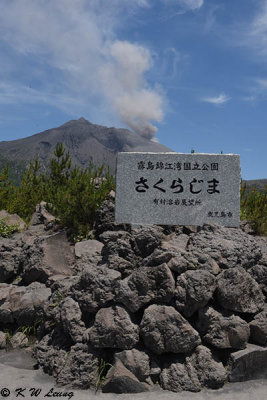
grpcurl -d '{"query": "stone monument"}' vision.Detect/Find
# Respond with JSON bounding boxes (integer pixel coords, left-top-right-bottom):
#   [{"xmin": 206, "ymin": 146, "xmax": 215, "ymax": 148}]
[{"xmin": 115, "ymin": 152, "xmax": 240, "ymax": 227}]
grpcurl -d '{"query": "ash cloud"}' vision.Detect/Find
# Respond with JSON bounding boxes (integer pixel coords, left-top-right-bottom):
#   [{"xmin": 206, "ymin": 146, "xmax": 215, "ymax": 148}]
[
  {"xmin": 0, "ymin": 0, "xmax": 164, "ymax": 139},
  {"xmin": 101, "ymin": 41, "xmax": 163, "ymax": 139}
]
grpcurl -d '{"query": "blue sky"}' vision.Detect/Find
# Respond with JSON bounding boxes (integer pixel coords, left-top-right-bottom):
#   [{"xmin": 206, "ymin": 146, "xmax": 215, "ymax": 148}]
[{"xmin": 0, "ymin": 0, "xmax": 267, "ymax": 179}]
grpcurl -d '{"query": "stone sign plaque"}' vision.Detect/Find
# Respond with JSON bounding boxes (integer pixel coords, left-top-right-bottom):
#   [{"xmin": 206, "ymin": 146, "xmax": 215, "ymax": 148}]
[{"xmin": 115, "ymin": 152, "xmax": 240, "ymax": 227}]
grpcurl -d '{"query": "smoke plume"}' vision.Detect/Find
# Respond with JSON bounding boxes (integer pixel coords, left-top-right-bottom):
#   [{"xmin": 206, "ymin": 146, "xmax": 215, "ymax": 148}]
[
  {"xmin": 0, "ymin": 0, "xmax": 164, "ymax": 138},
  {"xmin": 102, "ymin": 41, "xmax": 164, "ymax": 138}
]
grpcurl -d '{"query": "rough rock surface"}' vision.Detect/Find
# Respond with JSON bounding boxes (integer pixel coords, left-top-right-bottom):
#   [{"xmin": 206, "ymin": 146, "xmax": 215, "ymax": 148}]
[
  {"xmin": 160, "ymin": 345, "xmax": 227, "ymax": 392},
  {"xmin": 0, "ymin": 210, "xmax": 27, "ymax": 231},
  {"xmin": 1, "ymin": 211, "xmax": 266, "ymax": 394},
  {"xmin": 104, "ymin": 255, "xmax": 134, "ymax": 277},
  {"xmin": 74, "ymin": 239, "xmax": 103, "ymax": 263},
  {"xmin": 216, "ymin": 267, "xmax": 265, "ymax": 313},
  {"xmin": 249, "ymin": 264, "xmax": 267, "ymax": 297},
  {"xmin": 0, "ymin": 282, "xmax": 51, "ymax": 325},
  {"xmin": 161, "ymin": 232, "xmax": 189, "ymax": 252},
  {"xmin": 144, "ymin": 246, "xmax": 221, "ymax": 276},
  {"xmin": 131, "ymin": 226, "xmax": 164, "ymax": 258},
  {"xmin": 0, "ymin": 332, "xmax": 6, "ymax": 349},
  {"xmin": 175, "ymin": 270, "xmax": 217, "ymax": 317},
  {"xmin": 0, "ymin": 237, "xmax": 23, "ymax": 283},
  {"xmin": 71, "ymin": 265, "xmax": 121, "ymax": 314},
  {"xmin": 9, "ymin": 332, "xmax": 28, "ymax": 349},
  {"xmin": 100, "ymin": 231, "xmax": 137, "ymax": 265},
  {"xmin": 57, "ymin": 298, "xmax": 86, "ymax": 343},
  {"xmin": 21, "ymin": 231, "xmax": 74, "ymax": 284},
  {"xmin": 102, "ymin": 359, "xmax": 150, "ymax": 394},
  {"xmin": 249, "ymin": 307, "xmax": 267, "ymax": 346},
  {"xmin": 228, "ymin": 344, "xmax": 267, "ymax": 382},
  {"xmin": 188, "ymin": 224, "xmax": 262, "ymax": 269},
  {"xmin": 197, "ymin": 306, "xmax": 250, "ymax": 349},
  {"xmin": 88, "ymin": 306, "xmax": 139, "ymax": 349},
  {"xmin": 140, "ymin": 305, "xmax": 201, "ymax": 354},
  {"xmin": 35, "ymin": 336, "xmax": 99, "ymax": 388},
  {"xmin": 55, "ymin": 343, "xmax": 99, "ymax": 388},
  {"xmin": 30, "ymin": 201, "xmax": 56, "ymax": 226},
  {"xmin": 160, "ymin": 358, "xmax": 201, "ymax": 393},
  {"xmin": 114, "ymin": 349, "xmax": 150, "ymax": 382},
  {"xmin": 94, "ymin": 200, "xmax": 128, "ymax": 236},
  {"xmin": 117, "ymin": 264, "xmax": 175, "ymax": 312},
  {"xmin": 190, "ymin": 345, "xmax": 228, "ymax": 389}
]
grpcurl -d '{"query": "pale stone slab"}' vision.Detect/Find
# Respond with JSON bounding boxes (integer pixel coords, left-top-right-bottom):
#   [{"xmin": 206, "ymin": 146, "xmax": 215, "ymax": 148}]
[
  {"xmin": 0, "ymin": 210, "xmax": 27, "ymax": 231},
  {"xmin": 74, "ymin": 239, "xmax": 104, "ymax": 258},
  {"xmin": 115, "ymin": 153, "xmax": 240, "ymax": 227},
  {"xmin": 228, "ymin": 344, "xmax": 267, "ymax": 382}
]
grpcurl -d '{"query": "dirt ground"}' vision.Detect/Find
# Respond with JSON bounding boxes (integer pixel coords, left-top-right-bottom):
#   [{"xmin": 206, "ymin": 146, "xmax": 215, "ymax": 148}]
[{"xmin": 0, "ymin": 350, "xmax": 266, "ymax": 400}]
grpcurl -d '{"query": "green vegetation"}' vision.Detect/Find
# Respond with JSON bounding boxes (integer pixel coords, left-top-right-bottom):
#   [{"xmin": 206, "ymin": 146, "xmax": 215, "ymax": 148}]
[
  {"xmin": 1, "ymin": 144, "xmax": 266, "ymax": 237},
  {"xmin": 0, "ymin": 154, "xmax": 27, "ymax": 185},
  {"xmin": 0, "ymin": 218, "xmax": 19, "ymax": 237},
  {"xmin": 0, "ymin": 143, "xmax": 115, "ymax": 239},
  {"xmin": 15, "ymin": 318, "xmax": 44, "ymax": 338},
  {"xmin": 95, "ymin": 358, "xmax": 113, "ymax": 393},
  {"xmin": 240, "ymin": 181, "xmax": 267, "ymax": 236},
  {"xmin": 49, "ymin": 290, "xmax": 66, "ymax": 308}
]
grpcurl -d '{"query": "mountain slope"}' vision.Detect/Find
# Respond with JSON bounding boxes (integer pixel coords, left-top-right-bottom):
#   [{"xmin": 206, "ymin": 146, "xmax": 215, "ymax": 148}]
[{"xmin": 0, "ymin": 117, "xmax": 172, "ymax": 181}]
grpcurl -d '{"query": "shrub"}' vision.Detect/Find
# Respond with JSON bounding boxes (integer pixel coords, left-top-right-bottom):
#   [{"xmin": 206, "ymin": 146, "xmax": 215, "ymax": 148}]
[
  {"xmin": 240, "ymin": 182, "xmax": 267, "ymax": 236},
  {"xmin": 0, "ymin": 143, "xmax": 115, "ymax": 238},
  {"xmin": 7, "ymin": 158, "xmax": 46, "ymax": 220}
]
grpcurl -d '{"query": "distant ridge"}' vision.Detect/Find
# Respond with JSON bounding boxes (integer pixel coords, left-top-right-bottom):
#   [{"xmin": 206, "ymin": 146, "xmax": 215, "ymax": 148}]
[
  {"xmin": 0, "ymin": 119, "xmax": 266, "ymax": 188},
  {"xmin": 0, "ymin": 117, "xmax": 172, "ymax": 182}
]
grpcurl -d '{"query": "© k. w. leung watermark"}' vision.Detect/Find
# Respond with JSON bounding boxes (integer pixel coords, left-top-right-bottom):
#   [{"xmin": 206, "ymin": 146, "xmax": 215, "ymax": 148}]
[{"xmin": 0, "ymin": 387, "xmax": 74, "ymax": 399}]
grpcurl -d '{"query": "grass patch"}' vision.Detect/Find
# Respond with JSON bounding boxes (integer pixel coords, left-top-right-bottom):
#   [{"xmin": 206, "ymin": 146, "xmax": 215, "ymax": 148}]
[{"xmin": 0, "ymin": 218, "xmax": 20, "ymax": 238}]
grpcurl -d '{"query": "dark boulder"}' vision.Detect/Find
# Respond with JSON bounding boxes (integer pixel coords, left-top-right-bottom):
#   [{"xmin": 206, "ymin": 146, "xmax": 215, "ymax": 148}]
[
  {"xmin": 228, "ymin": 344, "xmax": 267, "ymax": 382},
  {"xmin": 102, "ymin": 359, "xmax": 150, "ymax": 393},
  {"xmin": 131, "ymin": 226, "xmax": 164, "ymax": 258},
  {"xmin": 0, "ymin": 282, "xmax": 51, "ymax": 326},
  {"xmin": 216, "ymin": 267, "xmax": 265, "ymax": 313},
  {"xmin": 197, "ymin": 306, "xmax": 250, "ymax": 349},
  {"xmin": 88, "ymin": 306, "xmax": 139, "ymax": 349},
  {"xmin": 100, "ymin": 230, "xmax": 137, "ymax": 265},
  {"xmin": 160, "ymin": 345, "xmax": 227, "ymax": 392},
  {"xmin": 0, "ymin": 237, "xmax": 23, "ymax": 283},
  {"xmin": 117, "ymin": 263, "xmax": 175, "ymax": 312},
  {"xmin": 72, "ymin": 265, "xmax": 121, "ymax": 314},
  {"xmin": 175, "ymin": 270, "xmax": 216, "ymax": 317},
  {"xmin": 114, "ymin": 349, "xmax": 150, "ymax": 383},
  {"xmin": 94, "ymin": 200, "xmax": 129, "ymax": 237},
  {"xmin": 140, "ymin": 305, "xmax": 201, "ymax": 355},
  {"xmin": 57, "ymin": 298, "xmax": 86, "ymax": 343},
  {"xmin": 20, "ymin": 231, "xmax": 74, "ymax": 285},
  {"xmin": 188, "ymin": 224, "xmax": 262, "ymax": 269},
  {"xmin": 249, "ymin": 264, "xmax": 267, "ymax": 297},
  {"xmin": 249, "ymin": 307, "xmax": 267, "ymax": 346},
  {"xmin": 35, "ymin": 335, "xmax": 99, "ymax": 389}
]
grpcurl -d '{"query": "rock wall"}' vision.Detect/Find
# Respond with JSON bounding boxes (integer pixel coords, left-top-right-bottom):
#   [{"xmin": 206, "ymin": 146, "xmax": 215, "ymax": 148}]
[{"xmin": 0, "ymin": 201, "xmax": 266, "ymax": 393}]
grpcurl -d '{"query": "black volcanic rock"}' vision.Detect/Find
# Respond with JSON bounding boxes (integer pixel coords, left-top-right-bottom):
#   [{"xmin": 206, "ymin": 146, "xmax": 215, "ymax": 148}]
[{"xmin": 0, "ymin": 118, "xmax": 172, "ymax": 178}]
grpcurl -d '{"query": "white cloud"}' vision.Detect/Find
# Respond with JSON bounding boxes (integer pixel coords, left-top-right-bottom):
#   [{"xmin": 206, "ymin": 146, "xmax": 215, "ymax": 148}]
[
  {"xmin": 201, "ymin": 93, "xmax": 231, "ymax": 105},
  {"xmin": 0, "ymin": 0, "xmax": 164, "ymax": 137},
  {"xmin": 242, "ymin": 76, "xmax": 267, "ymax": 102},
  {"xmin": 249, "ymin": 0, "xmax": 267, "ymax": 55},
  {"xmin": 235, "ymin": 0, "xmax": 267, "ymax": 60},
  {"xmin": 163, "ymin": 0, "xmax": 203, "ymax": 11},
  {"xmin": 0, "ymin": 82, "xmax": 85, "ymax": 112},
  {"xmin": 254, "ymin": 77, "xmax": 267, "ymax": 88}
]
